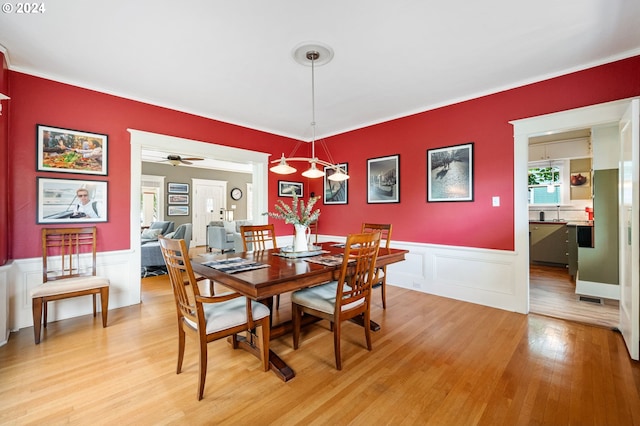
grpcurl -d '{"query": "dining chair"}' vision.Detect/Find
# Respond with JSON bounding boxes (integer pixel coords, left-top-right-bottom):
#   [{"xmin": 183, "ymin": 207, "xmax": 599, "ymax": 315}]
[
  {"xmin": 308, "ymin": 219, "xmax": 319, "ymax": 245},
  {"xmin": 158, "ymin": 236, "xmax": 270, "ymax": 400},
  {"xmin": 361, "ymin": 223, "xmax": 392, "ymax": 309},
  {"xmin": 240, "ymin": 224, "xmax": 283, "ymax": 308},
  {"xmin": 31, "ymin": 227, "xmax": 110, "ymax": 344},
  {"xmin": 291, "ymin": 231, "xmax": 381, "ymax": 370}
]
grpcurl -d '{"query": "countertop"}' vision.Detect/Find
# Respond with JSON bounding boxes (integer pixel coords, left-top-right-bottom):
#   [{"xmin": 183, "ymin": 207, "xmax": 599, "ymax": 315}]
[{"xmin": 529, "ymin": 220, "xmax": 593, "ymax": 227}]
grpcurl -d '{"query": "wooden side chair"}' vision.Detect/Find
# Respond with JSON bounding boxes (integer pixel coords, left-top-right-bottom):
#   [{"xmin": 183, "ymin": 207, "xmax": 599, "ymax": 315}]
[
  {"xmin": 308, "ymin": 220, "xmax": 319, "ymax": 245},
  {"xmin": 158, "ymin": 236, "xmax": 270, "ymax": 401},
  {"xmin": 361, "ymin": 223, "xmax": 392, "ymax": 309},
  {"xmin": 291, "ymin": 232, "xmax": 381, "ymax": 370},
  {"xmin": 31, "ymin": 227, "xmax": 110, "ymax": 344},
  {"xmin": 239, "ymin": 224, "xmax": 277, "ymax": 252},
  {"xmin": 240, "ymin": 224, "xmax": 283, "ymax": 308}
]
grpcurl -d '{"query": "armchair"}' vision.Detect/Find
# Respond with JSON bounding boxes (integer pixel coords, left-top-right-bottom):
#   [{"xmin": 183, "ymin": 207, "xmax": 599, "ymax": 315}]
[{"xmin": 206, "ymin": 220, "xmax": 252, "ymax": 253}]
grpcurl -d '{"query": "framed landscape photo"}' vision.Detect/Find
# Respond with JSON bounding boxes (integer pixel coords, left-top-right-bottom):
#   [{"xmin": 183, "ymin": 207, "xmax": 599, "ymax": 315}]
[
  {"xmin": 168, "ymin": 182, "xmax": 189, "ymax": 193},
  {"xmin": 168, "ymin": 205, "xmax": 189, "ymax": 216},
  {"xmin": 37, "ymin": 177, "xmax": 108, "ymax": 224},
  {"xmin": 37, "ymin": 124, "xmax": 108, "ymax": 175},
  {"xmin": 427, "ymin": 142, "xmax": 474, "ymax": 202},
  {"xmin": 278, "ymin": 181, "xmax": 303, "ymax": 197},
  {"xmin": 324, "ymin": 163, "xmax": 348, "ymax": 205},
  {"xmin": 168, "ymin": 194, "xmax": 189, "ymax": 204},
  {"xmin": 367, "ymin": 155, "xmax": 399, "ymax": 203}
]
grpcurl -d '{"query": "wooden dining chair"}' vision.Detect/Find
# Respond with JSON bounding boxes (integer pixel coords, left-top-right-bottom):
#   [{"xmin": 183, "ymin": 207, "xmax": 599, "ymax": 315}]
[
  {"xmin": 361, "ymin": 223, "xmax": 392, "ymax": 309},
  {"xmin": 240, "ymin": 224, "xmax": 283, "ymax": 308},
  {"xmin": 291, "ymin": 232, "xmax": 381, "ymax": 370},
  {"xmin": 239, "ymin": 224, "xmax": 277, "ymax": 251},
  {"xmin": 31, "ymin": 227, "xmax": 110, "ymax": 344},
  {"xmin": 308, "ymin": 220, "xmax": 319, "ymax": 245},
  {"xmin": 158, "ymin": 236, "xmax": 270, "ymax": 400}
]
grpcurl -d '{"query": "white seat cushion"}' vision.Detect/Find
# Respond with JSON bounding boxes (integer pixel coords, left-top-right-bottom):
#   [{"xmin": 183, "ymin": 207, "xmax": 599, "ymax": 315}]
[
  {"xmin": 291, "ymin": 282, "xmax": 364, "ymax": 315},
  {"xmin": 31, "ymin": 276, "xmax": 110, "ymax": 298},
  {"xmin": 184, "ymin": 297, "xmax": 270, "ymax": 334}
]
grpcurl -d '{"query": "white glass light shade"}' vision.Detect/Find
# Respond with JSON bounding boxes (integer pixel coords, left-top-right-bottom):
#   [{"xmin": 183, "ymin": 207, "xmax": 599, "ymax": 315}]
[
  {"xmin": 328, "ymin": 169, "xmax": 349, "ymax": 181},
  {"xmin": 270, "ymin": 154, "xmax": 297, "ymax": 174},
  {"xmin": 301, "ymin": 161, "xmax": 325, "ymax": 178}
]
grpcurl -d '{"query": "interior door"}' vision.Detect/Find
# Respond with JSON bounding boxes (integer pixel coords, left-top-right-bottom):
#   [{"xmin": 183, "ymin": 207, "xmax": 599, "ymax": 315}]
[
  {"xmin": 619, "ymin": 99, "xmax": 639, "ymax": 360},
  {"xmin": 192, "ymin": 179, "xmax": 227, "ymax": 247}
]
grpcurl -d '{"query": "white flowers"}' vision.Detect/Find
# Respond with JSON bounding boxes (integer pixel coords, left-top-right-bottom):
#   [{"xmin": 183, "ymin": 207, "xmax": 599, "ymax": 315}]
[{"xmin": 265, "ymin": 193, "xmax": 320, "ymax": 227}]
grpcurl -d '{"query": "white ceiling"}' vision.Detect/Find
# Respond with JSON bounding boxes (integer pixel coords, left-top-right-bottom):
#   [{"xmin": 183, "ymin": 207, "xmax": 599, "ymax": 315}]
[{"xmin": 1, "ymin": 0, "xmax": 639, "ymax": 142}]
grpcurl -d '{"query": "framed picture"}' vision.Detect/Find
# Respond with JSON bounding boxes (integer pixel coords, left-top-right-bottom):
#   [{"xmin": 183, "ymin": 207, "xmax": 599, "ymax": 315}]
[
  {"xmin": 324, "ymin": 163, "xmax": 348, "ymax": 205},
  {"xmin": 427, "ymin": 142, "xmax": 474, "ymax": 202},
  {"xmin": 168, "ymin": 194, "xmax": 189, "ymax": 204},
  {"xmin": 168, "ymin": 205, "xmax": 189, "ymax": 216},
  {"xmin": 367, "ymin": 155, "xmax": 399, "ymax": 203},
  {"xmin": 278, "ymin": 181, "xmax": 303, "ymax": 197},
  {"xmin": 168, "ymin": 182, "xmax": 189, "ymax": 193},
  {"xmin": 37, "ymin": 177, "xmax": 108, "ymax": 223},
  {"xmin": 37, "ymin": 124, "xmax": 108, "ymax": 175}
]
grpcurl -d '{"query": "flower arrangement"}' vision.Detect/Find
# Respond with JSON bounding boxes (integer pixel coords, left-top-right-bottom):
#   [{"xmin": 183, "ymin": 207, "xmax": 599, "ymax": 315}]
[{"xmin": 264, "ymin": 193, "xmax": 320, "ymax": 227}]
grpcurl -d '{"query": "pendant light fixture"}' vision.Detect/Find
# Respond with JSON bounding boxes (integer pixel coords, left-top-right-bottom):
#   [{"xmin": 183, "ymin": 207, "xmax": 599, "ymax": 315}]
[{"xmin": 270, "ymin": 43, "xmax": 349, "ymax": 182}]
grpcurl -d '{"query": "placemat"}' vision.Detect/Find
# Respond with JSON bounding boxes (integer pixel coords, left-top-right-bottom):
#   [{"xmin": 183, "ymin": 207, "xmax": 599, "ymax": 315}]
[{"xmin": 202, "ymin": 257, "xmax": 270, "ymax": 274}]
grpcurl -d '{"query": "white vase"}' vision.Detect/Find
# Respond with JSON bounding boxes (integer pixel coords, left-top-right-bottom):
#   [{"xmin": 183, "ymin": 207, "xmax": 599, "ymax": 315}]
[{"xmin": 293, "ymin": 224, "xmax": 309, "ymax": 252}]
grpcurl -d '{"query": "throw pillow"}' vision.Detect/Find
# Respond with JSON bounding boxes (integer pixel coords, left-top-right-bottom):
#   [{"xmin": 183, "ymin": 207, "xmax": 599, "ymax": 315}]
[
  {"xmin": 141, "ymin": 228, "xmax": 162, "ymax": 240},
  {"xmin": 223, "ymin": 221, "xmax": 236, "ymax": 234}
]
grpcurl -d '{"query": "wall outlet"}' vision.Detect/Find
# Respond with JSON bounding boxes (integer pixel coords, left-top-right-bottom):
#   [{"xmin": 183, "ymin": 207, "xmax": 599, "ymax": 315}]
[{"xmin": 492, "ymin": 196, "xmax": 500, "ymax": 207}]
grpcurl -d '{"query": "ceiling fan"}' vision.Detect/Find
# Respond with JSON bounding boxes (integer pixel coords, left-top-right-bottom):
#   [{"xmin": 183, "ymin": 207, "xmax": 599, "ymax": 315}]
[{"xmin": 160, "ymin": 154, "xmax": 204, "ymax": 166}]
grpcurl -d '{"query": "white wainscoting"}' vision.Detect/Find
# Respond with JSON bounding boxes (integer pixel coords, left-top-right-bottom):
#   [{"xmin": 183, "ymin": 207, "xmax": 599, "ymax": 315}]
[
  {"xmin": 7, "ymin": 249, "xmax": 140, "ymax": 335},
  {"xmin": 312, "ymin": 235, "xmax": 524, "ymax": 314},
  {"xmin": 0, "ymin": 262, "xmax": 10, "ymax": 346}
]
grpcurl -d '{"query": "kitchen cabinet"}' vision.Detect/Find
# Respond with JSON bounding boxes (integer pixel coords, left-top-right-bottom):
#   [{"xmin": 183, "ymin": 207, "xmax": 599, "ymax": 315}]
[
  {"xmin": 530, "ymin": 223, "xmax": 568, "ymax": 265},
  {"xmin": 529, "ymin": 139, "xmax": 591, "ymax": 161},
  {"xmin": 567, "ymin": 225, "xmax": 578, "ymax": 278}
]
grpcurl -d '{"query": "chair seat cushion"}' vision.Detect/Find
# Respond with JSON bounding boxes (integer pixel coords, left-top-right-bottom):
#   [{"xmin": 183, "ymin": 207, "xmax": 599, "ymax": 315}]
[
  {"xmin": 291, "ymin": 282, "xmax": 364, "ymax": 315},
  {"xmin": 185, "ymin": 297, "xmax": 270, "ymax": 334},
  {"xmin": 31, "ymin": 276, "xmax": 110, "ymax": 298}
]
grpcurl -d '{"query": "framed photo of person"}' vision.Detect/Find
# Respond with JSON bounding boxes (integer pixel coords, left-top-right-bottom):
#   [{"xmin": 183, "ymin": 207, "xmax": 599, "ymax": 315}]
[
  {"xmin": 37, "ymin": 177, "xmax": 108, "ymax": 224},
  {"xmin": 37, "ymin": 124, "xmax": 108, "ymax": 175}
]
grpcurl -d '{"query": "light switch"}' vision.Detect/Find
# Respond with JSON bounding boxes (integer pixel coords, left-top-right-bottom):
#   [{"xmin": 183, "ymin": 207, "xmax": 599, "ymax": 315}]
[{"xmin": 492, "ymin": 196, "xmax": 500, "ymax": 207}]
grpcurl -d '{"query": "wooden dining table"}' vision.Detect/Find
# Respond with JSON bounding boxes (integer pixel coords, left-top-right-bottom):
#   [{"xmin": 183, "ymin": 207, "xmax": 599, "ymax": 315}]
[{"xmin": 191, "ymin": 241, "xmax": 408, "ymax": 381}]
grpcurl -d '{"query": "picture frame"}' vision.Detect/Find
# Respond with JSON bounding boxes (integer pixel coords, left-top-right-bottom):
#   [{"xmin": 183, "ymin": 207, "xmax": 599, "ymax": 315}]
[
  {"xmin": 427, "ymin": 142, "xmax": 474, "ymax": 202},
  {"xmin": 168, "ymin": 205, "xmax": 189, "ymax": 216},
  {"xmin": 37, "ymin": 177, "xmax": 108, "ymax": 223},
  {"xmin": 37, "ymin": 124, "xmax": 108, "ymax": 175},
  {"xmin": 278, "ymin": 181, "xmax": 303, "ymax": 197},
  {"xmin": 367, "ymin": 155, "xmax": 400, "ymax": 203},
  {"xmin": 168, "ymin": 194, "xmax": 189, "ymax": 205},
  {"xmin": 323, "ymin": 163, "xmax": 348, "ymax": 205},
  {"xmin": 168, "ymin": 182, "xmax": 189, "ymax": 193}
]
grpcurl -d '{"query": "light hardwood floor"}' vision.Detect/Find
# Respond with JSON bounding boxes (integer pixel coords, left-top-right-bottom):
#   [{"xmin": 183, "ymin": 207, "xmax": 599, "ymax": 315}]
[
  {"xmin": 530, "ymin": 264, "xmax": 620, "ymax": 329},
  {"xmin": 1, "ymin": 275, "xmax": 639, "ymax": 425}
]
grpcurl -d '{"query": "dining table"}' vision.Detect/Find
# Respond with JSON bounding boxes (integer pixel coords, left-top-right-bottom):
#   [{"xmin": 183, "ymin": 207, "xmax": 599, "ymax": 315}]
[{"xmin": 191, "ymin": 241, "xmax": 408, "ymax": 381}]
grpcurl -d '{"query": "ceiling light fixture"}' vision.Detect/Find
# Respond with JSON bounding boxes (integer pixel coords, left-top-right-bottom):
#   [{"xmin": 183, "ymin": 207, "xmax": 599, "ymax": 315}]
[{"xmin": 270, "ymin": 43, "xmax": 349, "ymax": 182}]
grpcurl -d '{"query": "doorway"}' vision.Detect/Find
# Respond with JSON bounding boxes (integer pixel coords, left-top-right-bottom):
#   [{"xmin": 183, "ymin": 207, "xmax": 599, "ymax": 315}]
[{"xmin": 192, "ymin": 179, "xmax": 227, "ymax": 247}]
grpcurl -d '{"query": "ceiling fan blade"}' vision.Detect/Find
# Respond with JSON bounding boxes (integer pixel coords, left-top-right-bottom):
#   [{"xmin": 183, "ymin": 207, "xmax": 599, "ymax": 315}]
[
  {"xmin": 180, "ymin": 160, "xmax": 193, "ymax": 165},
  {"xmin": 181, "ymin": 157, "xmax": 203, "ymax": 161}
]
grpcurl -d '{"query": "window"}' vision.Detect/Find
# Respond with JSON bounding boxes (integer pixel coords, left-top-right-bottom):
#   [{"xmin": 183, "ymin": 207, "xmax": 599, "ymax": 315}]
[{"xmin": 528, "ymin": 161, "xmax": 567, "ymax": 205}]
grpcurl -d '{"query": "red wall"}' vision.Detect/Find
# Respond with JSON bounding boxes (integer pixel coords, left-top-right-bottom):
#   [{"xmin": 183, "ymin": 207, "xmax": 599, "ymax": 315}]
[
  {"xmin": 8, "ymin": 72, "xmax": 299, "ymax": 259},
  {"xmin": 7, "ymin": 55, "xmax": 640, "ymax": 259},
  {"xmin": 311, "ymin": 56, "xmax": 640, "ymax": 249}
]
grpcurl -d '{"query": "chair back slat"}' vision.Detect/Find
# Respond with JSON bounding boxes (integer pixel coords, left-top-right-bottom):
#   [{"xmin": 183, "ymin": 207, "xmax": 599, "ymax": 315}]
[
  {"xmin": 240, "ymin": 224, "xmax": 277, "ymax": 251},
  {"xmin": 361, "ymin": 223, "xmax": 392, "ymax": 249},
  {"xmin": 42, "ymin": 227, "xmax": 98, "ymax": 283},
  {"xmin": 335, "ymin": 232, "xmax": 381, "ymax": 312},
  {"xmin": 158, "ymin": 237, "xmax": 203, "ymax": 330}
]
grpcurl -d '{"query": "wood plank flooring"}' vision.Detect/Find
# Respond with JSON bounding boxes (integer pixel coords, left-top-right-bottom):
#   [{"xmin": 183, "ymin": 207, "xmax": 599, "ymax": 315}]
[
  {"xmin": 530, "ymin": 264, "xmax": 619, "ymax": 329},
  {"xmin": 1, "ymin": 275, "xmax": 639, "ymax": 425}
]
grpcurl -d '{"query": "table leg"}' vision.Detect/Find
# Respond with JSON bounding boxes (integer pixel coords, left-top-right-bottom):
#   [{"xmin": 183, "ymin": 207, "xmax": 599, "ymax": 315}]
[
  {"xmin": 349, "ymin": 314, "xmax": 381, "ymax": 331},
  {"xmin": 234, "ymin": 334, "xmax": 295, "ymax": 382}
]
